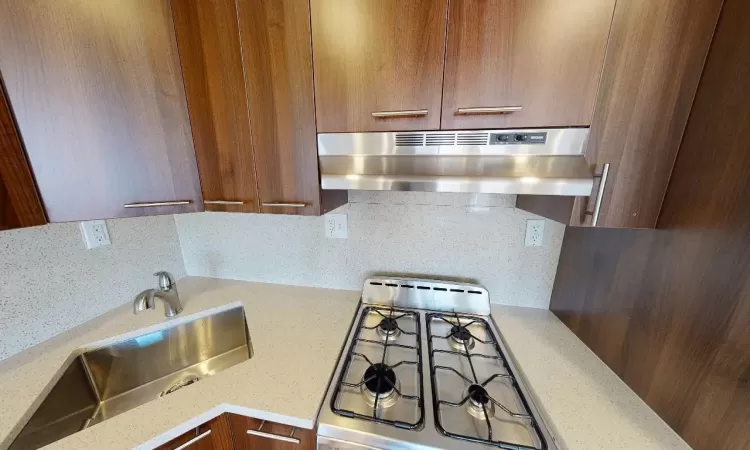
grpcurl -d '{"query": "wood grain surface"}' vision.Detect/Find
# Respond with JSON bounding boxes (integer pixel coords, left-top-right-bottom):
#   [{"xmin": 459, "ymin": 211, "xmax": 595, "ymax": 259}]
[
  {"xmin": 572, "ymin": 0, "xmax": 724, "ymax": 228},
  {"xmin": 310, "ymin": 0, "xmax": 448, "ymax": 132},
  {"xmin": 155, "ymin": 414, "xmax": 234, "ymax": 450},
  {"xmin": 441, "ymin": 0, "xmax": 615, "ymax": 130},
  {"xmin": 550, "ymin": 1, "xmax": 750, "ymax": 448},
  {"xmin": 228, "ymin": 414, "xmax": 315, "ymax": 450},
  {"xmin": 171, "ymin": 0, "xmax": 260, "ymax": 213},
  {"xmin": 237, "ymin": 0, "xmax": 330, "ymax": 216},
  {"xmin": 0, "ymin": 79, "xmax": 46, "ymax": 230},
  {"xmin": 0, "ymin": 0, "xmax": 202, "ymax": 222}
]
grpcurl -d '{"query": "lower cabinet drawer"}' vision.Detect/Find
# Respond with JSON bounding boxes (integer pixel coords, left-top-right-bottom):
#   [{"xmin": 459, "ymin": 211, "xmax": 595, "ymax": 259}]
[
  {"xmin": 227, "ymin": 414, "xmax": 316, "ymax": 450},
  {"xmin": 156, "ymin": 415, "xmax": 233, "ymax": 450}
]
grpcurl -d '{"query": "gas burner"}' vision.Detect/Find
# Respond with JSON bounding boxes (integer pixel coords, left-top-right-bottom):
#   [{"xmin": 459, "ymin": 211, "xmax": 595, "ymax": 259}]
[
  {"xmin": 361, "ymin": 363, "xmax": 400, "ymax": 408},
  {"xmin": 376, "ymin": 317, "xmax": 402, "ymax": 341},
  {"xmin": 448, "ymin": 324, "xmax": 476, "ymax": 351},
  {"xmin": 465, "ymin": 384, "xmax": 495, "ymax": 419}
]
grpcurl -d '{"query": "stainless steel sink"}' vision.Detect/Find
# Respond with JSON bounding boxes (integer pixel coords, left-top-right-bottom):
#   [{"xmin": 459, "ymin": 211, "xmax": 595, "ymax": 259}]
[{"xmin": 10, "ymin": 306, "xmax": 252, "ymax": 450}]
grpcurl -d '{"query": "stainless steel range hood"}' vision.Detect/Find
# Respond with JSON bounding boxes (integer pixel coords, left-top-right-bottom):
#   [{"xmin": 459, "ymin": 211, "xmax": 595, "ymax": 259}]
[{"xmin": 318, "ymin": 128, "xmax": 593, "ymax": 196}]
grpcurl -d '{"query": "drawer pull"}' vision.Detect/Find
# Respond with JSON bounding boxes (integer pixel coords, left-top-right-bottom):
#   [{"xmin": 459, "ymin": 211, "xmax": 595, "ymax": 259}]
[
  {"xmin": 174, "ymin": 429, "xmax": 211, "ymax": 450},
  {"xmin": 585, "ymin": 163, "xmax": 610, "ymax": 227},
  {"xmin": 262, "ymin": 202, "xmax": 306, "ymax": 208},
  {"xmin": 456, "ymin": 106, "xmax": 523, "ymax": 115},
  {"xmin": 203, "ymin": 200, "xmax": 246, "ymax": 205},
  {"xmin": 247, "ymin": 420, "xmax": 300, "ymax": 444},
  {"xmin": 371, "ymin": 109, "xmax": 428, "ymax": 118},
  {"xmin": 123, "ymin": 200, "xmax": 192, "ymax": 208}
]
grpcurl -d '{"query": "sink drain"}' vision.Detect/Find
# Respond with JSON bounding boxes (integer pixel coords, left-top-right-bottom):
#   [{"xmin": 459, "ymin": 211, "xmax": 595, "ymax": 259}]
[{"xmin": 160, "ymin": 375, "xmax": 201, "ymax": 397}]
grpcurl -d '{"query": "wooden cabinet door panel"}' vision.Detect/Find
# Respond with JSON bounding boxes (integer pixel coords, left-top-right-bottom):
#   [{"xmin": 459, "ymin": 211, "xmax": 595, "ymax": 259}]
[
  {"xmin": 156, "ymin": 414, "xmax": 233, "ymax": 450},
  {"xmin": 441, "ymin": 0, "xmax": 615, "ymax": 130},
  {"xmin": 311, "ymin": 0, "xmax": 448, "ymax": 132},
  {"xmin": 228, "ymin": 414, "xmax": 315, "ymax": 450},
  {"xmin": 236, "ymin": 0, "xmax": 322, "ymax": 215},
  {"xmin": 0, "ymin": 0, "xmax": 202, "ymax": 222},
  {"xmin": 172, "ymin": 0, "xmax": 260, "ymax": 213},
  {"xmin": 0, "ymin": 81, "xmax": 46, "ymax": 231}
]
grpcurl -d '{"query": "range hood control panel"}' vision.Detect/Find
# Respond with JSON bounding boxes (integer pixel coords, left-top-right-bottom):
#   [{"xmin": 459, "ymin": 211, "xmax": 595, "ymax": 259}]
[{"xmin": 491, "ymin": 131, "xmax": 547, "ymax": 145}]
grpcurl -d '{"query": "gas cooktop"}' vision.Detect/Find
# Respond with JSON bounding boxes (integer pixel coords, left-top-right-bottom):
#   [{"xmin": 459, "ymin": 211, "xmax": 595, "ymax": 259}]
[{"xmin": 317, "ymin": 277, "xmax": 558, "ymax": 450}]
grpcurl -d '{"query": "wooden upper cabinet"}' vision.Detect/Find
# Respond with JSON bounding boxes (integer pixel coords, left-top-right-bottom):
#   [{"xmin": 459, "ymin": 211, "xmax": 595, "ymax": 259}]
[
  {"xmin": 237, "ymin": 0, "xmax": 345, "ymax": 216},
  {"xmin": 310, "ymin": 0, "xmax": 449, "ymax": 133},
  {"xmin": 0, "ymin": 82, "xmax": 46, "ymax": 231},
  {"xmin": 172, "ymin": 0, "xmax": 260, "ymax": 213},
  {"xmin": 0, "ymin": 0, "xmax": 202, "ymax": 222},
  {"xmin": 441, "ymin": 0, "xmax": 615, "ymax": 130}
]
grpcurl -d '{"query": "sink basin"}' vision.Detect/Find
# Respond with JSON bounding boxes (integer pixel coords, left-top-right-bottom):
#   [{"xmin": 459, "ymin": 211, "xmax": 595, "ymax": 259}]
[{"xmin": 10, "ymin": 306, "xmax": 252, "ymax": 450}]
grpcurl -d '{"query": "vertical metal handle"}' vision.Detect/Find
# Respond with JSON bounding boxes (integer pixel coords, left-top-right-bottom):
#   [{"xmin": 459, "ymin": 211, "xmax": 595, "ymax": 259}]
[
  {"xmin": 173, "ymin": 429, "xmax": 211, "ymax": 450},
  {"xmin": 585, "ymin": 163, "xmax": 610, "ymax": 227}
]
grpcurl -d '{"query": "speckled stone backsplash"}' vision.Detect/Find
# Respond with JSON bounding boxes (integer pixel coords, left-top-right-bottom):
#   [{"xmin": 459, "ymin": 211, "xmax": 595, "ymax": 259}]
[
  {"xmin": 0, "ymin": 215, "xmax": 185, "ymax": 360},
  {"xmin": 175, "ymin": 192, "xmax": 565, "ymax": 310}
]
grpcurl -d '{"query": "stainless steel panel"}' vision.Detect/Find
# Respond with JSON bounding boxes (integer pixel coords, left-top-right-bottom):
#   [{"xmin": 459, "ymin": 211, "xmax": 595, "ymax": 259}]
[
  {"xmin": 10, "ymin": 306, "xmax": 252, "ymax": 450},
  {"xmin": 362, "ymin": 277, "xmax": 491, "ymax": 316},
  {"xmin": 317, "ymin": 128, "xmax": 588, "ymax": 157}
]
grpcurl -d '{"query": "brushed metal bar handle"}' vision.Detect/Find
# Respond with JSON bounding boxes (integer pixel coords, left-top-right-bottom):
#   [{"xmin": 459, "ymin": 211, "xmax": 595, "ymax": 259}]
[
  {"xmin": 203, "ymin": 200, "xmax": 246, "ymax": 205},
  {"xmin": 174, "ymin": 429, "xmax": 211, "ymax": 450},
  {"xmin": 123, "ymin": 200, "xmax": 192, "ymax": 208},
  {"xmin": 585, "ymin": 163, "xmax": 610, "ymax": 227},
  {"xmin": 456, "ymin": 106, "xmax": 523, "ymax": 115},
  {"xmin": 371, "ymin": 109, "xmax": 428, "ymax": 118},
  {"xmin": 247, "ymin": 421, "xmax": 300, "ymax": 444},
  {"xmin": 262, "ymin": 202, "xmax": 306, "ymax": 208}
]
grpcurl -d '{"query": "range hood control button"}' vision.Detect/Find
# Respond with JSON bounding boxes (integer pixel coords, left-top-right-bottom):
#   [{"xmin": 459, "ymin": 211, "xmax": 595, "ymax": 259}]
[{"xmin": 515, "ymin": 134, "xmax": 529, "ymax": 142}]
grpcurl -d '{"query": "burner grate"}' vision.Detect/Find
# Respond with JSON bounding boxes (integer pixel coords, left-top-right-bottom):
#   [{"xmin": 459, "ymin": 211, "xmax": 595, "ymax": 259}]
[
  {"xmin": 331, "ymin": 306, "xmax": 424, "ymax": 429},
  {"xmin": 427, "ymin": 312, "xmax": 547, "ymax": 450}
]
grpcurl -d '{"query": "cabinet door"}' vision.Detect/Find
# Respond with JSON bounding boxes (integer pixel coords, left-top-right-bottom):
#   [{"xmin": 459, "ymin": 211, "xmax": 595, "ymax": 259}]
[
  {"xmin": 310, "ymin": 0, "xmax": 448, "ymax": 132},
  {"xmin": 236, "ymin": 0, "xmax": 326, "ymax": 215},
  {"xmin": 172, "ymin": 0, "xmax": 260, "ymax": 213},
  {"xmin": 0, "ymin": 0, "xmax": 202, "ymax": 222},
  {"xmin": 0, "ymin": 81, "xmax": 46, "ymax": 231},
  {"xmin": 156, "ymin": 415, "xmax": 234, "ymax": 450},
  {"xmin": 441, "ymin": 0, "xmax": 615, "ymax": 130},
  {"xmin": 228, "ymin": 414, "xmax": 315, "ymax": 450}
]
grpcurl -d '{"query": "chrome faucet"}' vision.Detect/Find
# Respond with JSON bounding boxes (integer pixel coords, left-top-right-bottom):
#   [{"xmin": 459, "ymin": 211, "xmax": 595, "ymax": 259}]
[{"xmin": 133, "ymin": 271, "xmax": 183, "ymax": 317}]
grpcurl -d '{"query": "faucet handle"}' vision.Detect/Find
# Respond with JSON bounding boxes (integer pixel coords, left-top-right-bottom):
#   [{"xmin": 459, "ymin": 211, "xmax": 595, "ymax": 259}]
[{"xmin": 154, "ymin": 271, "xmax": 176, "ymax": 291}]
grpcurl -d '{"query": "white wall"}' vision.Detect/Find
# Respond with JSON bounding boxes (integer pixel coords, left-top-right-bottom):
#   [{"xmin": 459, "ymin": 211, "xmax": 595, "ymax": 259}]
[
  {"xmin": 176, "ymin": 192, "xmax": 565, "ymax": 309},
  {"xmin": 0, "ymin": 215, "xmax": 185, "ymax": 360}
]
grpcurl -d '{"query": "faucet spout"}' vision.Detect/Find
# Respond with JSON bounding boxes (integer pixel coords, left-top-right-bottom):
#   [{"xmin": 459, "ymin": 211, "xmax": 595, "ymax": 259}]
[{"xmin": 133, "ymin": 272, "xmax": 183, "ymax": 317}]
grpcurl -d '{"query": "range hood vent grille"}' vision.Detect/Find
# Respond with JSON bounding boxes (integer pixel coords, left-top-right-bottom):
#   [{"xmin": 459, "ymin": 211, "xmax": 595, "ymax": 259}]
[
  {"xmin": 456, "ymin": 133, "xmax": 489, "ymax": 145},
  {"xmin": 425, "ymin": 133, "xmax": 456, "ymax": 146},
  {"xmin": 395, "ymin": 133, "xmax": 425, "ymax": 147}
]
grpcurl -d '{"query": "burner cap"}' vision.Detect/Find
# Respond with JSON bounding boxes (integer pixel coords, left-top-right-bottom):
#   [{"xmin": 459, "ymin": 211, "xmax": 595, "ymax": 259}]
[
  {"xmin": 375, "ymin": 317, "xmax": 402, "ymax": 341},
  {"xmin": 468, "ymin": 384, "xmax": 490, "ymax": 407},
  {"xmin": 363, "ymin": 363, "xmax": 397, "ymax": 395},
  {"xmin": 448, "ymin": 324, "xmax": 476, "ymax": 350}
]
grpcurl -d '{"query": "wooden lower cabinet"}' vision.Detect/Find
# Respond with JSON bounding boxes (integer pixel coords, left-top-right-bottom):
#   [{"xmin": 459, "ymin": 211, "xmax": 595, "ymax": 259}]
[{"xmin": 156, "ymin": 414, "xmax": 315, "ymax": 450}]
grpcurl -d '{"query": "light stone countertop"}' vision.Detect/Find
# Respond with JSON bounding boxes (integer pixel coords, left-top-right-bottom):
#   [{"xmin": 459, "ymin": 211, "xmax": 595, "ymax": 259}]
[
  {"xmin": 490, "ymin": 305, "xmax": 690, "ymax": 450},
  {"xmin": 0, "ymin": 277, "xmax": 690, "ymax": 450},
  {"xmin": 0, "ymin": 277, "xmax": 361, "ymax": 450}
]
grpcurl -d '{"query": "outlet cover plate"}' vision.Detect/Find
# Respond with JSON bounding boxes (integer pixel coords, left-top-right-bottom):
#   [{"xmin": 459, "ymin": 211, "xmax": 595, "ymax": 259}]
[
  {"xmin": 525, "ymin": 219, "xmax": 545, "ymax": 247},
  {"xmin": 80, "ymin": 220, "xmax": 111, "ymax": 249},
  {"xmin": 325, "ymin": 213, "xmax": 348, "ymax": 239}
]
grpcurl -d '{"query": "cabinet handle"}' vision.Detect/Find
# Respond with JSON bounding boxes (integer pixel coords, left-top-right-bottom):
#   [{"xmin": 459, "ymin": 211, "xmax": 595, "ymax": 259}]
[
  {"xmin": 456, "ymin": 106, "xmax": 523, "ymax": 115},
  {"xmin": 371, "ymin": 109, "xmax": 428, "ymax": 118},
  {"xmin": 247, "ymin": 420, "xmax": 300, "ymax": 444},
  {"xmin": 203, "ymin": 200, "xmax": 246, "ymax": 205},
  {"xmin": 585, "ymin": 163, "xmax": 610, "ymax": 227},
  {"xmin": 123, "ymin": 200, "xmax": 192, "ymax": 208},
  {"xmin": 173, "ymin": 429, "xmax": 211, "ymax": 450},
  {"xmin": 262, "ymin": 202, "xmax": 306, "ymax": 208}
]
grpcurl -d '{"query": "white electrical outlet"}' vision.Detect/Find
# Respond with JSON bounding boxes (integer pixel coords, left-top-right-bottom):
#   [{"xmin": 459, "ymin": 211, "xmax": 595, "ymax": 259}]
[
  {"xmin": 325, "ymin": 213, "xmax": 348, "ymax": 239},
  {"xmin": 80, "ymin": 220, "xmax": 111, "ymax": 249},
  {"xmin": 525, "ymin": 219, "xmax": 545, "ymax": 247}
]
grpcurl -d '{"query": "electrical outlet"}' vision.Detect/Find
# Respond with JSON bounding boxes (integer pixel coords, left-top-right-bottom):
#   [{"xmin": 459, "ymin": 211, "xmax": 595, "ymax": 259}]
[
  {"xmin": 525, "ymin": 219, "xmax": 545, "ymax": 247},
  {"xmin": 325, "ymin": 213, "xmax": 348, "ymax": 239},
  {"xmin": 80, "ymin": 220, "xmax": 111, "ymax": 249}
]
